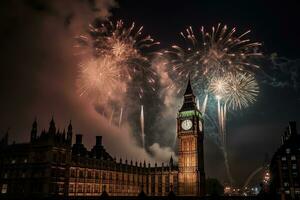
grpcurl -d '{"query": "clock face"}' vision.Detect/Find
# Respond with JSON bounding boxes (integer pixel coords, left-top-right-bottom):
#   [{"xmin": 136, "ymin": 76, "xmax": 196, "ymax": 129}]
[
  {"xmin": 181, "ymin": 119, "xmax": 193, "ymax": 130},
  {"xmin": 199, "ymin": 120, "xmax": 203, "ymax": 131}
]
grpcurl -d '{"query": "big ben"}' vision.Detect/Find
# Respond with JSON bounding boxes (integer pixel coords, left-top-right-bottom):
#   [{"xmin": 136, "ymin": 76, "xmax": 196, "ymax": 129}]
[{"xmin": 177, "ymin": 79, "xmax": 205, "ymax": 196}]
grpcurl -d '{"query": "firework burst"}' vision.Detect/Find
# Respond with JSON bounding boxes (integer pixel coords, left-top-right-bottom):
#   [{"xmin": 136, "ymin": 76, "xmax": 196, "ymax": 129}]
[
  {"xmin": 209, "ymin": 72, "xmax": 259, "ymax": 110},
  {"xmin": 77, "ymin": 57, "xmax": 126, "ymax": 103},
  {"xmin": 165, "ymin": 23, "xmax": 262, "ymax": 91},
  {"xmin": 225, "ymin": 72, "xmax": 259, "ymax": 110},
  {"xmin": 76, "ymin": 20, "xmax": 160, "ymax": 102}
]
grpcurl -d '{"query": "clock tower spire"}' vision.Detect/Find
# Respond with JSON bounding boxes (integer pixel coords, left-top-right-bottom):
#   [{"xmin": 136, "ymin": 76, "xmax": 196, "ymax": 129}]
[
  {"xmin": 177, "ymin": 79, "xmax": 205, "ymax": 196},
  {"xmin": 180, "ymin": 78, "xmax": 197, "ymax": 112}
]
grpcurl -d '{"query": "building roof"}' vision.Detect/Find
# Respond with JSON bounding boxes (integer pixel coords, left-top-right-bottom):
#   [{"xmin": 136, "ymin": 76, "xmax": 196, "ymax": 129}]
[
  {"xmin": 270, "ymin": 121, "xmax": 300, "ymax": 167},
  {"xmin": 184, "ymin": 78, "xmax": 193, "ymax": 96},
  {"xmin": 179, "ymin": 79, "xmax": 200, "ymax": 113}
]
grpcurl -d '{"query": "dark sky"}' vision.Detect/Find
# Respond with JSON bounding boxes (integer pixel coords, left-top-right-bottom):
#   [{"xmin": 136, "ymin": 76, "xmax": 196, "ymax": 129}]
[
  {"xmin": 112, "ymin": 0, "xmax": 300, "ymax": 57},
  {"xmin": 110, "ymin": 0, "xmax": 300, "ymax": 185},
  {"xmin": 0, "ymin": 0, "xmax": 299, "ymax": 187}
]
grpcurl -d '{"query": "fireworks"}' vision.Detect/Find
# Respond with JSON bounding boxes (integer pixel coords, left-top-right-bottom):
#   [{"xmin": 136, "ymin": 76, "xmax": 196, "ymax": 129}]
[
  {"xmin": 207, "ymin": 71, "xmax": 259, "ymax": 184},
  {"xmin": 77, "ymin": 57, "xmax": 126, "ymax": 103},
  {"xmin": 166, "ymin": 23, "xmax": 262, "ymax": 89},
  {"xmin": 89, "ymin": 20, "xmax": 159, "ymax": 87},
  {"xmin": 209, "ymin": 76, "xmax": 228, "ymax": 98},
  {"xmin": 209, "ymin": 72, "xmax": 259, "ymax": 110},
  {"xmin": 170, "ymin": 24, "xmax": 262, "ymax": 77},
  {"xmin": 225, "ymin": 73, "xmax": 259, "ymax": 110},
  {"xmin": 77, "ymin": 20, "xmax": 159, "ymax": 103}
]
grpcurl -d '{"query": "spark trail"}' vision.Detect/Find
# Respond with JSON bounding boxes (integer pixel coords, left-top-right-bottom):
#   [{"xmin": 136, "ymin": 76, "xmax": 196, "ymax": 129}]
[{"xmin": 140, "ymin": 105, "xmax": 145, "ymax": 149}]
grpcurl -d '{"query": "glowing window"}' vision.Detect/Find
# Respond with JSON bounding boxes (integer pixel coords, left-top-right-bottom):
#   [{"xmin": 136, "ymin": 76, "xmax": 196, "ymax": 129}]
[
  {"xmin": 282, "ymin": 157, "xmax": 286, "ymax": 161},
  {"xmin": 69, "ymin": 184, "xmax": 74, "ymax": 193},
  {"xmin": 286, "ymin": 148, "xmax": 291, "ymax": 154},
  {"xmin": 78, "ymin": 184, "xmax": 83, "ymax": 193},
  {"xmin": 292, "ymin": 172, "xmax": 298, "ymax": 177},
  {"xmin": 284, "ymin": 182, "xmax": 289, "ymax": 187},
  {"xmin": 1, "ymin": 184, "xmax": 7, "ymax": 194},
  {"xmin": 291, "ymin": 155, "xmax": 296, "ymax": 160}
]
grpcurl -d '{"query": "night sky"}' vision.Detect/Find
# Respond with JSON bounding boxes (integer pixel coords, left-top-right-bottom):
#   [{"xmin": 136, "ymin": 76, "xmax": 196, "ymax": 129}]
[{"xmin": 0, "ymin": 0, "xmax": 299, "ymax": 187}]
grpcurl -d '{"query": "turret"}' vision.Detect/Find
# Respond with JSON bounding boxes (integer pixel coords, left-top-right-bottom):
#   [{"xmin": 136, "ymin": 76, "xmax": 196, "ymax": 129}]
[
  {"xmin": 30, "ymin": 118, "xmax": 37, "ymax": 142},
  {"xmin": 67, "ymin": 121, "xmax": 73, "ymax": 145},
  {"xmin": 96, "ymin": 136, "xmax": 102, "ymax": 146},
  {"xmin": 1, "ymin": 129, "xmax": 9, "ymax": 146},
  {"xmin": 288, "ymin": 121, "xmax": 297, "ymax": 136},
  {"xmin": 49, "ymin": 117, "xmax": 56, "ymax": 134},
  {"xmin": 75, "ymin": 134, "xmax": 82, "ymax": 144},
  {"xmin": 169, "ymin": 155, "xmax": 174, "ymax": 168},
  {"xmin": 72, "ymin": 134, "xmax": 87, "ymax": 156},
  {"xmin": 62, "ymin": 129, "xmax": 66, "ymax": 142},
  {"xmin": 281, "ymin": 121, "xmax": 298, "ymax": 145}
]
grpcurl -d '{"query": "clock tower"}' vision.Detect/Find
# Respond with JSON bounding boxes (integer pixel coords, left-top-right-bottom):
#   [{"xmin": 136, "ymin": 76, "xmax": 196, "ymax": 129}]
[{"xmin": 177, "ymin": 79, "xmax": 205, "ymax": 196}]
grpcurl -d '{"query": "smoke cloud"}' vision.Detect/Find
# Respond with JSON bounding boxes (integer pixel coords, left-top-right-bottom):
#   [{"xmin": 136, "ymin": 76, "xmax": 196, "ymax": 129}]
[
  {"xmin": 261, "ymin": 53, "xmax": 300, "ymax": 91},
  {"xmin": 151, "ymin": 57, "xmax": 181, "ymax": 148},
  {"xmin": 0, "ymin": 0, "xmax": 164, "ymax": 163},
  {"xmin": 149, "ymin": 143, "xmax": 178, "ymax": 163}
]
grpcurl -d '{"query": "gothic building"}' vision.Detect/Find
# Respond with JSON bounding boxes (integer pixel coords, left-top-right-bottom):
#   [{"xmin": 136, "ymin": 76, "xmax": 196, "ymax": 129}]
[
  {"xmin": 269, "ymin": 121, "xmax": 300, "ymax": 200},
  {"xmin": 0, "ymin": 80, "xmax": 205, "ymax": 198}
]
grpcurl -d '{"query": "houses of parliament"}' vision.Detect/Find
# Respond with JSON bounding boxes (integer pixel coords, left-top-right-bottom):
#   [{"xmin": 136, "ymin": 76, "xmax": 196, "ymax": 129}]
[{"xmin": 0, "ymin": 80, "xmax": 206, "ymax": 198}]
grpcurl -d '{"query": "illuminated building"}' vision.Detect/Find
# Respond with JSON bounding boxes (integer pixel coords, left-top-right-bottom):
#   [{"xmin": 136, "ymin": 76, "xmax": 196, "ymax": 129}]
[
  {"xmin": 0, "ymin": 80, "xmax": 205, "ymax": 198},
  {"xmin": 177, "ymin": 79, "xmax": 205, "ymax": 196},
  {"xmin": 270, "ymin": 121, "xmax": 300, "ymax": 200}
]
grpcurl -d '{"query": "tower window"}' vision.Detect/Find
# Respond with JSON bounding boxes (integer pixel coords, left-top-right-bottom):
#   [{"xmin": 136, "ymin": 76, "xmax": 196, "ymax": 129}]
[
  {"xmin": 286, "ymin": 148, "xmax": 291, "ymax": 154},
  {"xmin": 87, "ymin": 171, "xmax": 92, "ymax": 178},
  {"xmin": 1, "ymin": 184, "xmax": 8, "ymax": 194},
  {"xmin": 291, "ymin": 155, "xmax": 296, "ymax": 160},
  {"xmin": 285, "ymin": 190, "xmax": 290, "ymax": 194},
  {"xmin": 102, "ymin": 185, "xmax": 106, "ymax": 192},
  {"xmin": 86, "ymin": 184, "xmax": 90, "ymax": 193},
  {"xmin": 281, "ymin": 157, "xmax": 286, "ymax": 161},
  {"xmin": 284, "ymin": 182, "xmax": 289, "ymax": 187},
  {"xmin": 95, "ymin": 185, "xmax": 99, "ymax": 193},
  {"xmin": 292, "ymin": 172, "xmax": 298, "ymax": 177},
  {"xmin": 79, "ymin": 171, "xmax": 84, "ymax": 178},
  {"xmin": 69, "ymin": 184, "xmax": 74, "ymax": 193},
  {"xmin": 78, "ymin": 184, "xmax": 83, "ymax": 193},
  {"xmin": 282, "ymin": 164, "xmax": 288, "ymax": 170}
]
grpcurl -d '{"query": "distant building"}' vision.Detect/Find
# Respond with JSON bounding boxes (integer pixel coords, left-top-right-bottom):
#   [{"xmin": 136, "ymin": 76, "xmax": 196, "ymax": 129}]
[
  {"xmin": 0, "ymin": 80, "xmax": 206, "ymax": 198},
  {"xmin": 270, "ymin": 121, "xmax": 300, "ymax": 200}
]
